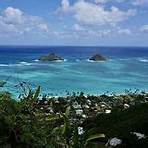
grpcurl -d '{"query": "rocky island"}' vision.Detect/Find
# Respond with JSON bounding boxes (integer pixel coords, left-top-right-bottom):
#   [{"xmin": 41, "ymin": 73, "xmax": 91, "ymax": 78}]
[
  {"xmin": 39, "ymin": 53, "xmax": 64, "ymax": 61},
  {"xmin": 89, "ymin": 54, "xmax": 107, "ymax": 61}
]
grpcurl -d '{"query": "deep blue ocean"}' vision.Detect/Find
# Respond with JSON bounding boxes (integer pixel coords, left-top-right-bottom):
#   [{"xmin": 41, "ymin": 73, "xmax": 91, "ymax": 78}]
[{"xmin": 0, "ymin": 46, "xmax": 148, "ymax": 97}]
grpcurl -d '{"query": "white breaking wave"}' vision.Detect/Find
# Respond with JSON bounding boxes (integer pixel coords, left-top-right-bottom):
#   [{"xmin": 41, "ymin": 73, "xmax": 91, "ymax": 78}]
[
  {"xmin": 0, "ymin": 63, "xmax": 21, "ymax": 67},
  {"xmin": 87, "ymin": 59, "xmax": 96, "ymax": 62},
  {"xmin": 19, "ymin": 61, "xmax": 32, "ymax": 65},
  {"xmin": 52, "ymin": 59, "xmax": 67, "ymax": 62},
  {"xmin": 87, "ymin": 59, "xmax": 105, "ymax": 62},
  {"xmin": 0, "ymin": 62, "xmax": 34, "ymax": 67},
  {"xmin": 138, "ymin": 58, "xmax": 148, "ymax": 63},
  {"xmin": 34, "ymin": 59, "xmax": 39, "ymax": 62},
  {"xmin": 119, "ymin": 58, "xmax": 148, "ymax": 63},
  {"xmin": 0, "ymin": 64, "xmax": 9, "ymax": 67},
  {"xmin": 0, "ymin": 59, "xmax": 68, "ymax": 67}
]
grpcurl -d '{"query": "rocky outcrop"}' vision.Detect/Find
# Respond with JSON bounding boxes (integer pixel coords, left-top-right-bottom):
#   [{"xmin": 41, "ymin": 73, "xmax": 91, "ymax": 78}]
[
  {"xmin": 89, "ymin": 54, "xmax": 107, "ymax": 61},
  {"xmin": 39, "ymin": 53, "xmax": 64, "ymax": 61}
]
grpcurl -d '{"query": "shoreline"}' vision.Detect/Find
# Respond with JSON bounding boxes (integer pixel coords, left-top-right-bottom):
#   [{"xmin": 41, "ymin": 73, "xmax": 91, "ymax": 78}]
[{"xmin": 7, "ymin": 89, "xmax": 148, "ymax": 100}]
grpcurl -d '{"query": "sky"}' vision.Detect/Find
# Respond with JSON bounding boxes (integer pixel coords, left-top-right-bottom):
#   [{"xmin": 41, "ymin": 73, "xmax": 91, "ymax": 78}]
[{"xmin": 0, "ymin": 0, "xmax": 148, "ymax": 46}]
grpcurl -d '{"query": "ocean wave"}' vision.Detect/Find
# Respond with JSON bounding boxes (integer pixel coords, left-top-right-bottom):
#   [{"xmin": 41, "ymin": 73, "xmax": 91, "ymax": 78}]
[
  {"xmin": 51, "ymin": 59, "xmax": 67, "ymax": 62},
  {"xmin": 118, "ymin": 58, "xmax": 148, "ymax": 63},
  {"xmin": 0, "ymin": 62, "xmax": 34, "ymax": 67},
  {"xmin": 87, "ymin": 59, "xmax": 96, "ymax": 62},
  {"xmin": 118, "ymin": 58, "xmax": 130, "ymax": 61},
  {"xmin": 76, "ymin": 59, "xmax": 80, "ymax": 62},
  {"xmin": 19, "ymin": 61, "xmax": 32, "ymax": 65},
  {"xmin": 0, "ymin": 63, "xmax": 21, "ymax": 67},
  {"xmin": 87, "ymin": 59, "xmax": 105, "ymax": 63},
  {"xmin": 138, "ymin": 58, "xmax": 148, "ymax": 63},
  {"xmin": 0, "ymin": 64, "xmax": 9, "ymax": 67},
  {"xmin": 34, "ymin": 59, "xmax": 39, "ymax": 62},
  {"xmin": 0, "ymin": 59, "xmax": 69, "ymax": 67}
]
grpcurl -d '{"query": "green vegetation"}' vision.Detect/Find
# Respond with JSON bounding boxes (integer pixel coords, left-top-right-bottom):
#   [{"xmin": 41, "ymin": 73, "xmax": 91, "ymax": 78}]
[{"xmin": 0, "ymin": 82, "xmax": 148, "ymax": 147}]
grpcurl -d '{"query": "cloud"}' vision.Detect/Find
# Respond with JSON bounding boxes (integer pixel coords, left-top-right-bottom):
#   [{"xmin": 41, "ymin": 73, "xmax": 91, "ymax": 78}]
[
  {"xmin": 72, "ymin": 24, "xmax": 84, "ymax": 31},
  {"xmin": 89, "ymin": 0, "xmax": 126, "ymax": 4},
  {"xmin": 74, "ymin": 2, "xmax": 136, "ymax": 25},
  {"xmin": 38, "ymin": 24, "xmax": 49, "ymax": 32},
  {"xmin": 93, "ymin": 0, "xmax": 148, "ymax": 5},
  {"xmin": 61, "ymin": 0, "xmax": 70, "ymax": 11},
  {"xmin": 140, "ymin": 25, "xmax": 148, "ymax": 33},
  {"xmin": 132, "ymin": 0, "xmax": 148, "ymax": 6},
  {"xmin": 55, "ymin": 0, "xmax": 138, "ymax": 41},
  {"xmin": 94, "ymin": 0, "xmax": 108, "ymax": 4},
  {"xmin": 118, "ymin": 28, "xmax": 131, "ymax": 35},
  {"xmin": 58, "ymin": 0, "xmax": 137, "ymax": 26},
  {"xmin": 0, "ymin": 7, "xmax": 49, "ymax": 37},
  {"xmin": 3, "ymin": 7, "xmax": 24, "ymax": 24}
]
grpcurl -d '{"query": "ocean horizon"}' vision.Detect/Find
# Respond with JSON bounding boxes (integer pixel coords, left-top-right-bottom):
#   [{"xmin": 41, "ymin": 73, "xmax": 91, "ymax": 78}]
[{"xmin": 0, "ymin": 46, "xmax": 148, "ymax": 97}]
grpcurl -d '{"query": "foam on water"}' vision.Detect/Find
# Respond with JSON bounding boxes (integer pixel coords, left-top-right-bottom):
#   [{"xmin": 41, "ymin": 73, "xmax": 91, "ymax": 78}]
[
  {"xmin": 86, "ymin": 59, "xmax": 107, "ymax": 63},
  {"xmin": 76, "ymin": 59, "xmax": 80, "ymax": 62},
  {"xmin": 19, "ymin": 61, "xmax": 33, "ymax": 66},
  {"xmin": 0, "ymin": 62, "xmax": 40, "ymax": 67},
  {"xmin": 0, "ymin": 63, "xmax": 21, "ymax": 67},
  {"xmin": 0, "ymin": 64, "xmax": 9, "ymax": 67},
  {"xmin": 138, "ymin": 58, "xmax": 148, "ymax": 62},
  {"xmin": 34, "ymin": 59, "xmax": 39, "ymax": 62}
]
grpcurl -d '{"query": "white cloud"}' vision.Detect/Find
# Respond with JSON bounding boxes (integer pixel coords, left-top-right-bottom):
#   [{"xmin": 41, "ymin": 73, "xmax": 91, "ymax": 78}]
[
  {"xmin": 94, "ymin": 0, "xmax": 108, "ymax": 4},
  {"xmin": 140, "ymin": 25, "xmax": 148, "ymax": 33},
  {"xmin": 73, "ymin": 24, "xmax": 84, "ymax": 31},
  {"xmin": 132, "ymin": 0, "xmax": 148, "ymax": 6},
  {"xmin": 90, "ymin": 0, "xmax": 126, "ymax": 4},
  {"xmin": 58, "ymin": 0, "xmax": 137, "ymax": 26},
  {"xmin": 38, "ymin": 24, "xmax": 49, "ymax": 32},
  {"xmin": 0, "ymin": 7, "xmax": 49, "ymax": 37},
  {"xmin": 3, "ymin": 7, "xmax": 24, "ymax": 24},
  {"xmin": 61, "ymin": 0, "xmax": 70, "ymax": 12},
  {"xmin": 94, "ymin": 0, "xmax": 148, "ymax": 5},
  {"xmin": 118, "ymin": 28, "xmax": 131, "ymax": 34},
  {"xmin": 55, "ymin": 0, "xmax": 137, "ymax": 41},
  {"xmin": 75, "ymin": 2, "xmax": 136, "ymax": 25}
]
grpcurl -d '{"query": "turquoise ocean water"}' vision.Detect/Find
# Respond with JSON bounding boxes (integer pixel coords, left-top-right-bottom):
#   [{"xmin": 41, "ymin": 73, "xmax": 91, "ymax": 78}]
[{"xmin": 0, "ymin": 46, "xmax": 148, "ymax": 97}]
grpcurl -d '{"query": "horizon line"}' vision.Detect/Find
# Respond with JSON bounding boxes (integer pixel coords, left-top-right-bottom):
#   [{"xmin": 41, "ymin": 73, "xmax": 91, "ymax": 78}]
[{"xmin": 0, "ymin": 45, "xmax": 148, "ymax": 48}]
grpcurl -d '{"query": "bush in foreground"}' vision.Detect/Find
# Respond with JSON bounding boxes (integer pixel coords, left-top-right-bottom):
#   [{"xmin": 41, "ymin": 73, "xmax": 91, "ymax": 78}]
[{"xmin": 0, "ymin": 85, "xmax": 148, "ymax": 147}]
